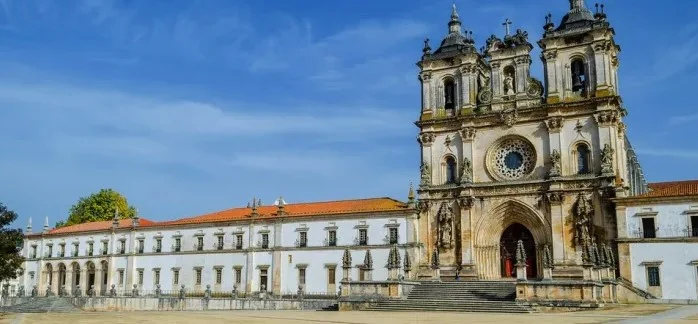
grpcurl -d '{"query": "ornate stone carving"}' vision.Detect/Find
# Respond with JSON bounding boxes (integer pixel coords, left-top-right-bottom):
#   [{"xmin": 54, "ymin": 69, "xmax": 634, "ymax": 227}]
[
  {"xmin": 548, "ymin": 149, "xmax": 561, "ymax": 178},
  {"xmin": 342, "ymin": 248, "xmax": 352, "ymax": 268},
  {"xmin": 387, "ymin": 245, "xmax": 401, "ymax": 269},
  {"xmin": 489, "ymin": 137, "xmax": 535, "ymax": 180},
  {"xmin": 546, "ymin": 117, "xmax": 563, "ymax": 132},
  {"xmin": 457, "ymin": 196, "xmax": 474, "ymax": 209},
  {"xmin": 403, "ymin": 250, "xmax": 411, "ymax": 271},
  {"xmin": 526, "ymin": 77, "xmax": 544, "ymax": 98},
  {"xmin": 460, "ymin": 157, "xmax": 473, "ymax": 184},
  {"xmin": 420, "ymin": 72, "xmax": 432, "ymax": 81},
  {"xmin": 595, "ymin": 111, "xmax": 618, "ymax": 126},
  {"xmin": 431, "ymin": 247, "xmax": 440, "ymax": 269},
  {"xmin": 478, "ymin": 74, "xmax": 492, "ymax": 104},
  {"xmin": 474, "ymin": 184, "xmax": 543, "ymax": 196},
  {"xmin": 436, "ymin": 202, "xmax": 454, "ymax": 249},
  {"xmin": 605, "ymin": 245, "xmax": 616, "ymax": 268},
  {"xmin": 542, "ymin": 244, "xmax": 553, "ymax": 269},
  {"xmin": 420, "ymin": 162, "xmax": 431, "ymax": 187},
  {"xmin": 617, "ymin": 122, "xmax": 627, "ymax": 137},
  {"xmin": 547, "ymin": 192, "xmax": 565, "ymax": 204},
  {"xmin": 508, "ymin": 29, "xmax": 530, "ymax": 47},
  {"xmin": 515, "ymin": 240, "xmax": 526, "ymax": 266},
  {"xmin": 514, "ymin": 56, "xmax": 531, "ymax": 65},
  {"xmin": 573, "ymin": 193, "xmax": 594, "ymax": 247},
  {"xmin": 478, "ymin": 88, "xmax": 493, "ymax": 104},
  {"xmin": 499, "ymin": 108, "xmax": 518, "ymax": 127},
  {"xmin": 418, "ymin": 133, "xmax": 435, "ymax": 145},
  {"xmin": 461, "ymin": 63, "xmax": 476, "ymax": 74},
  {"xmin": 503, "ymin": 74, "xmax": 515, "ymax": 96},
  {"xmin": 417, "ymin": 200, "xmax": 431, "ymax": 215},
  {"xmin": 363, "ymin": 249, "xmax": 373, "ymax": 270},
  {"xmin": 459, "ymin": 127, "xmax": 476, "ymax": 141},
  {"xmin": 542, "ymin": 50, "xmax": 558, "ymax": 60},
  {"xmin": 600, "ymin": 144, "xmax": 615, "ymax": 174}
]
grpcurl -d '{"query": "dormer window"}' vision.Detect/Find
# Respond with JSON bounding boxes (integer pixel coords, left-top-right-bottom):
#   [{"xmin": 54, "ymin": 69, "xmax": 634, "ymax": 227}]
[{"xmin": 443, "ymin": 78, "xmax": 456, "ymax": 110}]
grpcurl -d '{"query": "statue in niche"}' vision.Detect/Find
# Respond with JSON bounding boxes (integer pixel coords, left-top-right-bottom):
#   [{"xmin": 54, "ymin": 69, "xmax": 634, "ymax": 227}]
[
  {"xmin": 548, "ymin": 149, "xmax": 561, "ymax": 177},
  {"xmin": 573, "ymin": 193, "xmax": 593, "ymax": 246},
  {"xmin": 600, "ymin": 144, "xmax": 615, "ymax": 174},
  {"xmin": 420, "ymin": 162, "xmax": 431, "ymax": 186},
  {"xmin": 460, "ymin": 157, "xmax": 473, "ymax": 184},
  {"xmin": 503, "ymin": 71, "xmax": 516, "ymax": 96},
  {"xmin": 437, "ymin": 203, "xmax": 454, "ymax": 249},
  {"xmin": 477, "ymin": 74, "xmax": 492, "ymax": 104}
]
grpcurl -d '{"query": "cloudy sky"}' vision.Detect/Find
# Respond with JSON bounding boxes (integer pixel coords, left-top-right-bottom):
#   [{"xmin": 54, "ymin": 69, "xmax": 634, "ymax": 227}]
[{"xmin": 1, "ymin": 0, "xmax": 697, "ymax": 228}]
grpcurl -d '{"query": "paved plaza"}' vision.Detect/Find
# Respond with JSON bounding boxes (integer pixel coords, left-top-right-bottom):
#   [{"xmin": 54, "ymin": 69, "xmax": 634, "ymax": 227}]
[{"xmin": 2, "ymin": 305, "xmax": 698, "ymax": 324}]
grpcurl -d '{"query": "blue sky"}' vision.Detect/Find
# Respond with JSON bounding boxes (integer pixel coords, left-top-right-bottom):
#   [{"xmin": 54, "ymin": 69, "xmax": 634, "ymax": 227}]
[{"xmin": 1, "ymin": 0, "xmax": 697, "ymax": 228}]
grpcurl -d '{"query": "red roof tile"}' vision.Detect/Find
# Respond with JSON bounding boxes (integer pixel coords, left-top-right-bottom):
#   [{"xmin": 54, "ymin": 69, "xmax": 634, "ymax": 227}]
[
  {"xmin": 632, "ymin": 180, "xmax": 698, "ymax": 199},
  {"xmin": 161, "ymin": 197, "xmax": 409, "ymax": 226},
  {"xmin": 45, "ymin": 218, "xmax": 155, "ymax": 235}
]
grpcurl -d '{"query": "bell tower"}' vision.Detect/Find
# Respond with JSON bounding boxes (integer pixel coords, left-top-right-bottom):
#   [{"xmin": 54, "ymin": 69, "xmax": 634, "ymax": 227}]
[{"xmin": 538, "ymin": 0, "xmax": 620, "ymax": 103}]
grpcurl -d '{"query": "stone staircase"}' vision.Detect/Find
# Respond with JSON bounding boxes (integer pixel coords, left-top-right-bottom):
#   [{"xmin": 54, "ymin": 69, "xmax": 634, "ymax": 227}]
[
  {"xmin": 367, "ymin": 281, "xmax": 535, "ymax": 313},
  {"xmin": 1, "ymin": 297, "xmax": 81, "ymax": 313}
]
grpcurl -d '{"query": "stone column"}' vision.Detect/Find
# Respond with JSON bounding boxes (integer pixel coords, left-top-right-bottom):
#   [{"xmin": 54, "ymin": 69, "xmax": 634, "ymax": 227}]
[
  {"xmin": 515, "ymin": 240, "xmax": 527, "ymax": 281},
  {"xmin": 363, "ymin": 250, "xmax": 373, "ymax": 281},
  {"xmin": 64, "ymin": 270, "xmax": 73, "ymax": 295},
  {"xmin": 542, "ymin": 51, "xmax": 559, "ymax": 102},
  {"xmin": 94, "ymin": 268, "xmax": 103, "ymax": 296},
  {"xmin": 80, "ymin": 269, "xmax": 88, "ymax": 296},
  {"xmin": 593, "ymin": 42, "xmax": 608, "ymax": 91}
]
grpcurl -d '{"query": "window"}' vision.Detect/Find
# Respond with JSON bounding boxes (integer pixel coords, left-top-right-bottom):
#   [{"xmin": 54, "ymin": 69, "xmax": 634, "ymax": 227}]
[
  {"xmin": 119, "ymin": 241, "xmax": 126, "ymax": 254},
  {"xmin": 647, "ymin": 266, "xmax": 661, "ymax": 287},
  {"xmin": 571, "ymin": 59, "xmax": 587, "ymax": 93},
  {"xmin": 691, "ymin": 216, "xmax": 698, "ymax": 237},
  {"xmin": 118, "ymin": 270, "xmax": 124, "ymax": 285},
  {"xmin": 328, "ymin": 230, "xmax": 337, "ymax": 247},
  {"xmin": 156, "ymin": 239, "xmax": 162, "ymax": 253},
  {"xmin": 31, "ymin": 246, "xmax": 37, "ymax": 258},
  {"xmin": 197, "ymin": 237, "xmax": 204, "ymax": 251},
  {"xmin": 154, "ymin": 269, "xmax": 160, "ymax": 285},
  {"xmin": 216, "ymin": 268, "xmax": 222, "ymax": 284},
  {"xmin": 299, "ymin": 232, "xmax": 307, "ymax": 248},
  {"xmin": 59, "ymin": 244, "xmax": 65, "ymax": 257},
  {"xmin": 73, "ymin": 243, "xmax": 79, "ymax": 257},
  {"xmin": 445, "ymin": 156, "xmax": 457, "ymax": 184},
  {"xmin": 642, "ymin": 217, "xmax": 656, "ymax": 238},
  {"xmin": 102, "ymin": 242, "xmax": 108, "ymax": 255},
  {"xmin": 174, "ymin": 238, "xmax": 181, "ymax": 252},
  {"xmin": 138, "ymin": 239, "xmax": 144, "ymax": 254},
  {"xmin": 359, "ymin": 229, "xmax": 368, "ymax": 246},
  {"xmin": 328, "ymin": 268, "xmax": 336, "ymax": 285},
  {"xmin": 576, "ymin": 143, "xmax": 591, "ymax": 174},
  {"xmin": 173, "ymin": 270, "xmax": 180, "ymax": 285},
  {"xmin": 236, "ymin": 235, "xmax": 243, "ymax": 249},
  {"xmin": 47, "ymin": 245, "xmax": 53, "ymax": 257},
  {"xmin": 389, "ymin": 227, "xmax": 399, "ymax": 244},
  {"xmin": 443, "ymin": 78, "xmax": 455, "ymax": 110},
  {"xmin": 88, "ymin": 243, "xmax": 93, "ymax": 256},
  {"xmin": 137, "ymin": 269, "xmax": 144, "ymax": 285},
  {"xmin": 235, "ymin": 268, "xmax": 242, "ymax": 285},
  {"xmin": 259, "ymin": 269, "xmax": 268, "ymax": 291},
  {"xmin": 217, "ymin": 236, "xmax": 224, "ymax": 250},
  {"xmin": 299, "ymin": 268, "xmax": 306, "ymax": 285},
  {"xmin": 262, "ymin": 233, "xmax": 269, "ymax": 249},
  {"xmin": 195, "ymin": 269, "xmax": 202, "ymax": 285}
]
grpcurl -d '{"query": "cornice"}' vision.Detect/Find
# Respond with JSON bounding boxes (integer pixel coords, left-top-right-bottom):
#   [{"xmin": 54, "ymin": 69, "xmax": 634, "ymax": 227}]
[{"xmin": 612, "ymin": 195, "xmax": 698, "ymax": 206}]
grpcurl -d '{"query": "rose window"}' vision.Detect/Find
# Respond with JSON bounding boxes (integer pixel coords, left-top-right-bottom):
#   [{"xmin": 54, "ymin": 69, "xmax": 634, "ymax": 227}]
[{"xmin": 491, "ymin": 138, "xmax": 535, "ymax": 180}]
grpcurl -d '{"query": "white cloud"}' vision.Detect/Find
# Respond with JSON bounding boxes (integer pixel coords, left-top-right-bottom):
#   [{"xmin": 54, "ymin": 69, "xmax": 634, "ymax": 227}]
[
  {"xmin": 668, "ymin": 113, "xmax": 698, "ymax": 125},
  {"xmin": 636, "ymin": 148, "xmax": 698, "ymax": 160}
]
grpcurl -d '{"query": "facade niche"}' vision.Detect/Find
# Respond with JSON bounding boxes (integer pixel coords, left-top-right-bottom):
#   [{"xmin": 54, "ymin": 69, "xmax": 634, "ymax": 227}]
[
  {"xmin": 444, "ymin": 156, "xmax": 457, "ymax": 184},
  {"xmin": 503, "ymin": 66, "xmax": 516, "ymax": 96},
  {"xmin": 575, "ymin": 143, "xmax": 591, "ymax": 174},
  {"xmin": 571, "ymin": 58, "xmax": 587, "ymax": 94},
  {"xmin": 443, "ymin": 77, "xmax": 456, "ymax": 111}
]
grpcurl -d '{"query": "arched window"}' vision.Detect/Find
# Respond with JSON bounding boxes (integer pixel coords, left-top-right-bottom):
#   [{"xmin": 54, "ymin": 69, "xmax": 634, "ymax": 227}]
[
  {"xmin": 445, "ymin": 156, "xmax": 457, "ymax": 184},
  {"xmin": 576, "ymin": 143, "xmax": 590, "ymax": 174},
  {"xmin": 571, "ymin": 59, "xmax": 587, "ymax": 93},
  {"xmin": 444, "ymin": 78, "xmax": 455, "ymax": 111}
]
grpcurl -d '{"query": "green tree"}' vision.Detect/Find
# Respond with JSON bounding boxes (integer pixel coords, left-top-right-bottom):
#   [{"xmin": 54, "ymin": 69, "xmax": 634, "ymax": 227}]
[
  {"xmin": 0, "ymin": 202, "xmax": 24, "ymax": 283},
  {"xmin": 60, "ymin": 189, "xmax": 137, "ymax": 227}
]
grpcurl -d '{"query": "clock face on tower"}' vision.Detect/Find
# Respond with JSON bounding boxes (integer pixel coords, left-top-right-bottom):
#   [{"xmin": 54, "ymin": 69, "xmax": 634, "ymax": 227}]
[{"xmin": 488, "ymin": 137, "xmax": 536, "ymax": 181}]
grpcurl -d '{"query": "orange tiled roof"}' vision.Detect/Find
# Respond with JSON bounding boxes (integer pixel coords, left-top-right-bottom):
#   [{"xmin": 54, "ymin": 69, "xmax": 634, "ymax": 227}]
[
  {"xmin": 632, "ymin": 180, "xmax": 698, "ymax": 199},
  {"xmin": 35, "ymin": 197, "xmax": 409, "ymax": 236},
  {"xmin": 45, "ymin": 218, "xmax": 155, "ymax": 235},
  {"xmin": 160, "ymin": 197, "xmax": 409, "ymax": 226}
]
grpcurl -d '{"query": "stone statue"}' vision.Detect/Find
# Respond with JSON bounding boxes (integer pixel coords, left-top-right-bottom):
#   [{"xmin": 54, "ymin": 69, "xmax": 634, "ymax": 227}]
[
  {"xmin": 548, "ymin": 149, "xmax": 561, "ymax": 177},
  {"xmin": 574, "ymin": 193, "xmax": 593, "ymax": 246},
  {"xmin": 478, "ymin": 74, "xmax": 490, "ymax": 90},
  {"xmin": 31, "ymin": 285, "xmax": 37, "ymax": 297},
  {"xmin": 179, "ymin": 285, "xmax": 186, "ymax": 299},
  {"xmin": 460, "ymin": 157, "xmax": 473, "ymax": 184},
  {"xmin": 132, "ymin": 284, "xmax": 138, "ymax": 297},
  {"xmin": 436, "ymin": 203, "xmax": 454, "ymax": 249},
  {"xmin": 46, "ymin": 286, "xmax": 53, "ymax": 297},
  {"xmin": 420, "ymin": 162, "xmax": 431, "ymax": 186},
  {"xmin": 1, "ymin": 284, "xmax": 8, "ymax": 298},
  {"xmin": 17, "ymin": 285, "xmax": 24, "ymax": 297},
  {"xmin": 88, "ymin": 285, "xmax": 95, "ymax": 297},
  {"xmin": 232, "ymin": 284, "xmax": 238, "ymax": 299},
  {"xmin": 504, "ymin": 75, "xmax": 515, "ymax": 95},
  {"xmin": 109, "ymin": 284, "xmax": 116, "ymax": 297},
  {"xmin": 600, "ymin": 144, "xmax": 615, "ymax": 174},
  {"xmin": 204, "ymin": 285, "xmax": 211, "ymax": 300},
  {"xmin": 74, "ymin": 285, "xmax": 82, "ymax": 297},
  {"xmin": 155, "ymin": 284, "xmax": 162, "ymax": 298}
]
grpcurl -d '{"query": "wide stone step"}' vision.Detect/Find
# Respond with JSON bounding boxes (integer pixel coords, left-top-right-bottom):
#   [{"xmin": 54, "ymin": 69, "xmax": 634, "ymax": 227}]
[{"xmin": 1, "ymin": 297, "xmax": 81, "ymax": 313}]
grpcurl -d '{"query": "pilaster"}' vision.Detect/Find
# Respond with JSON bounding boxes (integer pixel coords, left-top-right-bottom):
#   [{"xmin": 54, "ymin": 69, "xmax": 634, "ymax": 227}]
[
  {"xmin": 542, "ymin": 50, "xmax": 559, "ymax": 101},
  {"xmin": 548, "ymin": 192, "xmax": 566, "ymax": 263}
]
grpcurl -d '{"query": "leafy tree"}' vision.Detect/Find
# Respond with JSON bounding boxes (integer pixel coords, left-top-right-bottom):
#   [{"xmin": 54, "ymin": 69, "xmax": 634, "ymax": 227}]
[
  {"xmin": 59, "ymin": 189, "xmax": 136, "ymax": 227},
  {"xmin": 0, "ymin": 202, "xmax": 24, "ymax": 283}
]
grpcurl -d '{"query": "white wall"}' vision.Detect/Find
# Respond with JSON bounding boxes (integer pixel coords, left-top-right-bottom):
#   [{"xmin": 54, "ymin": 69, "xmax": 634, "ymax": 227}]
[{"xmin": 629, "ymin": 242, "xmax": 698, "ymax": 300}]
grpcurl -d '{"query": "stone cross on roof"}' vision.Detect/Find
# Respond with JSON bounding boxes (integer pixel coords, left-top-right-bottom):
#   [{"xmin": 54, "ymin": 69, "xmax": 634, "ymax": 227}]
[{"xmin": 503, "ymin": 18, "xmax": 512, "ymax": 36}]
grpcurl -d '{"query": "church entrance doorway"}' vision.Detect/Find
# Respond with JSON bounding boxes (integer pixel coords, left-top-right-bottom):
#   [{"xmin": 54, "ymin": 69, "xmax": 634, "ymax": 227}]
[{"xmin": 499, "ymin": 223, "xmax": 537, "ymax": 278}]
